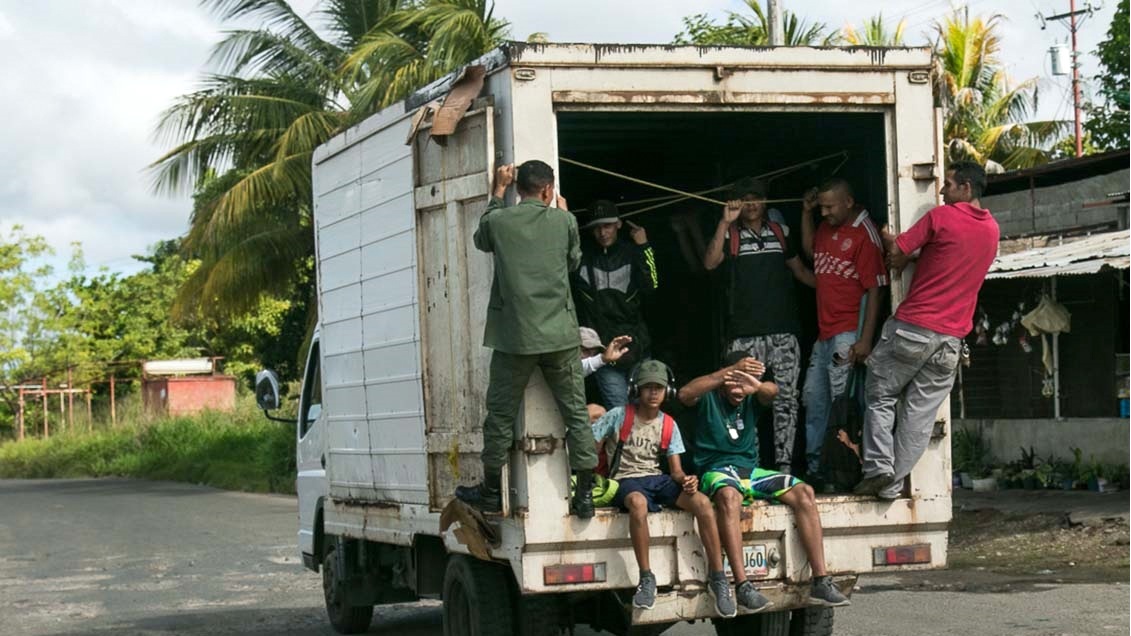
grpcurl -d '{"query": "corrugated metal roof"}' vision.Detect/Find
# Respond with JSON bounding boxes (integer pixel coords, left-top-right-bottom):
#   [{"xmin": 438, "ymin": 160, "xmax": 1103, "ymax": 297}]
[{"xmin": 986, "ymin": 230, "xmax": 1130, "ymax": 279}]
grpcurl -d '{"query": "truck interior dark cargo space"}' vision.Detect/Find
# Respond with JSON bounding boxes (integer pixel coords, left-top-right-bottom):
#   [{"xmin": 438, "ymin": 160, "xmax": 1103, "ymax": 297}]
[
  {"xmin": 557, "ymin": 110, "xmax": 889, "ymax": 374},
  {"xmin": 558, "ymin": 110, "xmax": 892, "ymax": 472}
]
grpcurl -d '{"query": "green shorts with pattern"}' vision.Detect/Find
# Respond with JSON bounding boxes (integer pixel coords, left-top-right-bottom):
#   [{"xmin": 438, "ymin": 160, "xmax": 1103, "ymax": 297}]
[{"xmin": 700, "ymin": 465, "xmax": 802, "ymax": 504}]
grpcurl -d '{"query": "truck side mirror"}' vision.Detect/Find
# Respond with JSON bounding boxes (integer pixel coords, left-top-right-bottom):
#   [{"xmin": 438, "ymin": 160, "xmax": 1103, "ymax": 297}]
[{"xmin": 255, "ymin": 369, "xmax": 282, "ymax": 411}]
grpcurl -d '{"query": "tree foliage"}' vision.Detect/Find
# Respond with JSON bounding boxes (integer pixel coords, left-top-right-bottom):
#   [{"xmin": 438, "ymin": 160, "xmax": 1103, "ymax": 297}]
[
  {"xmin": 673, "ymin": 0, "xmax": 840, "ymax": 46},
  {"xmin": 151, "ymin": 0, "xmax": 508, "ymax": 374},
  {"xmin": 1084, "ymin": 0, "xmax": 1129, "ymax": 150},
  {"xmin": 842, "ymin": 13, "xmax": 907, "ymax": 46},
  {"xmin": 934, "ymin": 11, "xmax": 1067, "ymax": 169}
]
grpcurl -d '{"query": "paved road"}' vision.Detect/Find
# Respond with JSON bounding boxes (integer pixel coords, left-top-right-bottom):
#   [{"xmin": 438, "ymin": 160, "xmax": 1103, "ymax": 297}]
[{"xmin": 0, "ymin": 479, "xmax": 1126, "ymax": 636}]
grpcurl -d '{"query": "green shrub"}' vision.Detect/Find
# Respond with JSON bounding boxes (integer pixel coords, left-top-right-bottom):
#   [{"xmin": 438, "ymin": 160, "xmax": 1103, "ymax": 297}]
[{"xmin": 0, "ymin": 396, "xmax": 296, "ymax": 494}]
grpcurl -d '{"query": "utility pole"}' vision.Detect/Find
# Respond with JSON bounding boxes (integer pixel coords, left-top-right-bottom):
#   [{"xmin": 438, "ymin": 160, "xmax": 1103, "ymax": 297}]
[
  {"xmin": 767, "ymin": 0, "xmax": 784, "ymax": 45},
  {"xmin": 1038, "ymin": 1, "xmax": 1099, "ymax": 157}
]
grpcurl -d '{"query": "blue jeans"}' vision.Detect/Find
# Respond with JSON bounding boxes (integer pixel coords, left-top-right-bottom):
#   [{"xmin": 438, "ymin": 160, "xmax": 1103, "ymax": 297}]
[
  {"xmin": 593, "ymin": 364, "xmax": 629, "ymax": 409},
  {"xmin": 802, "ymin": 331, "xmax": 858, "ymax": 476}
]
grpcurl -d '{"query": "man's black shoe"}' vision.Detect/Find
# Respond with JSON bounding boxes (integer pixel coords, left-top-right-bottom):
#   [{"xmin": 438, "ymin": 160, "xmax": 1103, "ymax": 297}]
[
  {"xmin": 571, "ymin": 470, "xmax": 595, "ymax": 519},
  {"xmin": 456, "ymin": 469, "xmax": 503, "ymax": 514},
  {"xmin": 853, "ymin": 472, "xmax": 894, "ymax": 497}
]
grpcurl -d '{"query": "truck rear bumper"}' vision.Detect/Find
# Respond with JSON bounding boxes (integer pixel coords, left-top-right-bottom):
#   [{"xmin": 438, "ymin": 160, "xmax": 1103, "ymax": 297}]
[{"xmin": 630, "ymin": 575, "xmax": 858, "ymax": 625}]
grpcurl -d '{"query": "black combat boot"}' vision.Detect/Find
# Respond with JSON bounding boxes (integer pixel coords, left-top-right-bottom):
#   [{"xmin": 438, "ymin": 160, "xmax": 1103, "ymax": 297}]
[
  {"xmin": 456, "ymin": 469, "xmax": 503, "ymax": 514},
  {"xmin": 570, "ymin": 470, "xmax": 595, "ymax": 519}
]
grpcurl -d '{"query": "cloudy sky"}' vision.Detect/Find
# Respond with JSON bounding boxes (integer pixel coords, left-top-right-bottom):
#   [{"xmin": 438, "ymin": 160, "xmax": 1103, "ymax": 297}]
[{"xmin": 0, "ymin": 0, "xmax": 1116, "ymax": 276}]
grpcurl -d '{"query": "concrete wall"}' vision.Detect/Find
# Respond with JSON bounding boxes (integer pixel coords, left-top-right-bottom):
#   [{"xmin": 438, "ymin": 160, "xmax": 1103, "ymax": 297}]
[
  {"xmin": 955, "ymin": 418, "xmax": 1130, "ymax": 466},
  {"xmin": 982, "ymin": 169, "xmax": 1130, "ymax": 237}
]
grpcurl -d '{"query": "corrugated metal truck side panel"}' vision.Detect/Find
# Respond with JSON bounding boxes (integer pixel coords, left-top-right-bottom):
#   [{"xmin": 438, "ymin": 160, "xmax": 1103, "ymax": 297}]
[{"xmin": 314, "ymin": 105, "xmax": 429, "ymax": 505}]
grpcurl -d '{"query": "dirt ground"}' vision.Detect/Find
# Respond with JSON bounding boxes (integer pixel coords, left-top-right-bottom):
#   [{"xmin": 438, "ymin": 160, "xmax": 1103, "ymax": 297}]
[{"xmin": 897, "ymin": 490, "xmax": 1131, "ymax": 591}]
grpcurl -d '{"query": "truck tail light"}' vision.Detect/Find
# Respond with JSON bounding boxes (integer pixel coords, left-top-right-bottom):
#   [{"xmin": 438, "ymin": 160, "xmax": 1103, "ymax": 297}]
[
  {"xmin": 543, "ymin": 562, "xmax": 607, "ymax": 585},
  {"xmin": 873, "ymin": 543, "xmax": 932, "ymax": 566}
]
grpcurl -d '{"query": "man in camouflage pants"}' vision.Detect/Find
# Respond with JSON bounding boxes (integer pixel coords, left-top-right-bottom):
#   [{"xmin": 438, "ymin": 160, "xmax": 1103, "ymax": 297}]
[{"xmin": 703, "ymin": 178, "xmax": 816, "ymax": 473}]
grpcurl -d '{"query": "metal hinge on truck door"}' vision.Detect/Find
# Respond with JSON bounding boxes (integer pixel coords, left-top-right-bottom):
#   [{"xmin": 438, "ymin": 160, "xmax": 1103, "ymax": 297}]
[{"xmin": 521, "ymin": 436, "xmax": 563, "ymax": 455}]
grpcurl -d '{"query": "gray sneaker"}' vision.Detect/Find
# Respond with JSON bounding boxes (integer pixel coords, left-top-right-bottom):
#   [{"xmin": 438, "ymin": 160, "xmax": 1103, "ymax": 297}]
[
  {"xmin": 708, "ymin": 573, "xmax": 737, "ymax": 618},
  {"xmin": 633, "ymin": 572, "xmax": 657, "ymax": 610},
  {"xmin": 735, "ymin": 580, "xmax": 772, "ymax": 613},
  {"xmin": 809, "ymin": 576, "xmax": 851, "ymax": 607}
]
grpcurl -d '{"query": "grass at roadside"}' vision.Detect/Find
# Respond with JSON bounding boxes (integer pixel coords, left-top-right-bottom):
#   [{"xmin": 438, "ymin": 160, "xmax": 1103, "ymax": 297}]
[{"xmin": 0, "ymin": 397, "xmax": 296, "ymax": 494}]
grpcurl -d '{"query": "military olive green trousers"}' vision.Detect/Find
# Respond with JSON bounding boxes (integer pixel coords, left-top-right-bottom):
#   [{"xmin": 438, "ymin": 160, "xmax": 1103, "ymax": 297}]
[{"xmin": 481, "ymin": 348, "xmax": 598, "ymax": 473}]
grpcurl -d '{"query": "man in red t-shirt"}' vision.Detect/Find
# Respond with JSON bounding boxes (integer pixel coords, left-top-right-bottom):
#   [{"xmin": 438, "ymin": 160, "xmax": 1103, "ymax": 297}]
[
  {"xmin": 799, "ymin": 179, "xmax": 887, "ymax": 482},
  {"xmin": 854, "ymin": 161, "xmax": 1000, "ymax": 499}
]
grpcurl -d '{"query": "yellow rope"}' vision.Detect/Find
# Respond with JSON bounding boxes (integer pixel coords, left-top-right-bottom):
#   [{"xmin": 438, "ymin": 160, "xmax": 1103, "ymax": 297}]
[{"xmin": 562, "ymin": 150, "xmax": 848, "ymax": 217}]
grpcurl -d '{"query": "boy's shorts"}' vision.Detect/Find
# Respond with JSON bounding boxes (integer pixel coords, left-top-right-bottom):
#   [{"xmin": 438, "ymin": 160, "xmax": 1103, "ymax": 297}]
[
  {"xmin": 613, "ymin": 474, "xmax": 682, "ymax": 512},
  {"xmin": 700, "ymin": 465, "xmax": 802, "ymax": 505}
]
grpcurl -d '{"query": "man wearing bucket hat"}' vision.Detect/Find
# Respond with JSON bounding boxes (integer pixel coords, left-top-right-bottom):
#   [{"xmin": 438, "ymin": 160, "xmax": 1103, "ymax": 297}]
[{"xmin": 573, "ymin": 199, "xmax": 660, "ymax": 409}]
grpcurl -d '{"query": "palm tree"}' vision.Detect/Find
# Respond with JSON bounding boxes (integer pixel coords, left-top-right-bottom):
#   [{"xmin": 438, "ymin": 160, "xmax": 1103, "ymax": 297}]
[
  {"xmin": 343, "ymin": 0, "xmax": 509, "ymax": 113},
  {"xmin": 674, "ymin": 0, "xmax": 840, "ymax": 46},
  {"xmin": 843, "ymin": 14, "xmax": 907, "ymax": 46},
  {"xmin": 934, "ymin": 11, "xmax": 1066, "ymax": 169},
  {"xmin": 152, "ymin": 0, "xmax": 507, "ymax": 320}
]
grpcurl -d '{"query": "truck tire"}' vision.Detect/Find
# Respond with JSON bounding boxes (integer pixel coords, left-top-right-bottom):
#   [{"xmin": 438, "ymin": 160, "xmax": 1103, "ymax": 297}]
[
  {"xmin": 443, "ymin": 555, "xmax": 515, "ymax": 636},
  {"xmin": 322, "ymin": 538, "xmax": 374, "ymax": 634},
  {"xmin": 789, "ymin": 607, "xmax": 834, "ymax": 636},
  {"xmin": 713, "ymin": 611, "xmax": 789, "ymax": 636}
]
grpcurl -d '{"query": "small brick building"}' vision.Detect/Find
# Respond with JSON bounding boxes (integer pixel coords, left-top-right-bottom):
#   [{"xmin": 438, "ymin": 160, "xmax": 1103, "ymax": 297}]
[{"xmin": 141, "ymin": 359, "xmax": 236, "ymax": 416}]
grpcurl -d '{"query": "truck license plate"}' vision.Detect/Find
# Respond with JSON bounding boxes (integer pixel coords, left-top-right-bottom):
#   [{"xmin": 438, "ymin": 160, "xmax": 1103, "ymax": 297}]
[
  {"xmin": 742, "ymin": 544, "xmax": 769, "ymax": 577},
  {"xmin": 724, "ymin": 544, "xmax": 769, "ymax": 578}
]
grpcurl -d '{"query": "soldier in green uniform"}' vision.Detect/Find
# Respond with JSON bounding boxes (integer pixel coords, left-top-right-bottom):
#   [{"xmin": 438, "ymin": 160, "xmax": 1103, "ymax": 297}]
[{"xmin": 460, "ymin": 160, "xmax": 599, "ymax": 518}]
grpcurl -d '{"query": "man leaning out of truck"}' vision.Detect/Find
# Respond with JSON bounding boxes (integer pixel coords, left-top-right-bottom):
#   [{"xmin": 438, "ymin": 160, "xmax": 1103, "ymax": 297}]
[
  {"xmin": 590, "ymin": 359, "xmax": 736, "ymax": 617},
  {"xmin": 459, "ymin": 160, "xmax": 599, "ymax": 518},
  {"xmin": 678, "ymin": 352, "xmax": 851, "ymax": 611}
]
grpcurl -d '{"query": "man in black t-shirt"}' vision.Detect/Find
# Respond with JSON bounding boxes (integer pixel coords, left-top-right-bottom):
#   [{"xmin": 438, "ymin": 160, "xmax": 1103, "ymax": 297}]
[{"xmin": 703, "ymin": 178, "xmax": 815, "ymax": 473}]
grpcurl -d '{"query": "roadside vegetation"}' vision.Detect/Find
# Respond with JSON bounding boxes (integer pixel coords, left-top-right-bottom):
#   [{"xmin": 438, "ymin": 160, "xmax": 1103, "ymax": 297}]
[{"xmin": 0, "ymin": 396, "xmax": 295, "ymax": 495}]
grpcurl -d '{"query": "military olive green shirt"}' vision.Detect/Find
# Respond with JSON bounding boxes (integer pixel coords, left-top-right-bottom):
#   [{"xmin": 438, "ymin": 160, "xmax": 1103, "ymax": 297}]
[{"xmin": 474, "ymin": 196, "xmax": 581, "ymax": 354}]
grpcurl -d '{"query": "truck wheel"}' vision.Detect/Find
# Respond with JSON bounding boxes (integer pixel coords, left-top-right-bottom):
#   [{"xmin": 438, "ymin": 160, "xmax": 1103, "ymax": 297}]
[
  {"xmin": 443, "ymin": 555, "xmax": 515, "ymax": 636},
  {"xmin": 322, "ymin": 538, "xmax": 374, "ymax": 634},
  {"xmin": 789, "ymin": 607, "xmax": 834, "ymax": 636}
]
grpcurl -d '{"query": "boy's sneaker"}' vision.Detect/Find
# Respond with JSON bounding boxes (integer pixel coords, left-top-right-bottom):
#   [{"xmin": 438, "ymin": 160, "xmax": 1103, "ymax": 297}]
[
  {"xmin": 809, "ymin": 576, "xmax": 851, "ymax": 607},
  {"xmin": 633, "ymin": 571, "xmax": 657, "ymax": 610},
  {"xmin": 708, "ymin": 572, "xmax": 737, "ymax": 618},
  {"xmin": 735, "ymin": 580, "xmax": 772, "ymax": 613}
]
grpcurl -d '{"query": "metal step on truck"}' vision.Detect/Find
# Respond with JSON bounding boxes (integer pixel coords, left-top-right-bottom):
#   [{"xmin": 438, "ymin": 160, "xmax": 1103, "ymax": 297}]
[{"xmin": 255, "ymin": 42, "xmax": 953, "ymax": 636}]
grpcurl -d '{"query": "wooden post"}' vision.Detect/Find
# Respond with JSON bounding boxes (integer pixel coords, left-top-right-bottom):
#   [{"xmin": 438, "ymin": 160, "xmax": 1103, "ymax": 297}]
[
  {"xmin": 41, "ymin": 377, "xmax": 48, "ymax": 438},
  {"xmin": 110, "ymin": 375, "xmax": 117, "ymax": 427},
  {"xmin": 86, "ymin": 389, "xmax": 92, "ymax": 431},
  {"xmin": 67, "ymin": 367, "xmax": 74, "ymax": 431},
  {"xmin": 17, "ymin": 387, "xmax": 25, "ymax": 442},
  {"xmin": 59, "ymin": 390, "xmax": 65, "ymax": 431}
]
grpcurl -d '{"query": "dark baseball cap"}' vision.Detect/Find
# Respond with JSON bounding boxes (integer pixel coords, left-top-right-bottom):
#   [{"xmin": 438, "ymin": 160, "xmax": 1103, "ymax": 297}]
[{"xmin": 636, "ymin": 360, "xmax": 671, "ymax": 387}]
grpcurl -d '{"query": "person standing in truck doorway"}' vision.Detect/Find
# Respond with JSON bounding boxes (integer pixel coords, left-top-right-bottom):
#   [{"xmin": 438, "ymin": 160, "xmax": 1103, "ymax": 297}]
[
  {"xmin": 854, "ymin": 161, "xmax": 999, "ymax": 500},
  {"xmin": 572, "ymin": 200, "xmax": 659, "ymax": 409},
  {"xmin": 703, "ymin": 177, "xmax": 816, "ymax": 474},
  {"xmin": 797, "ymin": 179, "xmax": 887, "ymax": 485},
  {"xmin": 460, "ymin": 160, "xmax": 599, "ymax": 519}
]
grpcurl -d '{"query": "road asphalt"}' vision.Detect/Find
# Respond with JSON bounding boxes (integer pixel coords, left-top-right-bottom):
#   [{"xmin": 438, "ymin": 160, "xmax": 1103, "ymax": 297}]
[{"xmin": 0, "ymin": 479, "xmax": 1126, "ymax": 636}]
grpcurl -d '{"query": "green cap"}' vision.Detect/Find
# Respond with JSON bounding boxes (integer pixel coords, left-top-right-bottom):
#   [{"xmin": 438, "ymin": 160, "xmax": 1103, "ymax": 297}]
[{"xmin": 635, "ymin": 360, "xmax": 670, "ymax": 387}]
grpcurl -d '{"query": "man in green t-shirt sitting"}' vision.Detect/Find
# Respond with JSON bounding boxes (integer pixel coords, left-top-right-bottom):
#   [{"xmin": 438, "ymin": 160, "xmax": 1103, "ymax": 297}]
[{"xmin": 678, "ymin": 352, "xmax": 850, "ymax": 611}]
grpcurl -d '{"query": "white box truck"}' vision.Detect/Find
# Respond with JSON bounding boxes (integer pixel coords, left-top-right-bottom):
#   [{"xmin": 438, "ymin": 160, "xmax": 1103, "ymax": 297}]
[{"xmin": 256, "ymin": 42, "xmax": 953, "ymax": 636}]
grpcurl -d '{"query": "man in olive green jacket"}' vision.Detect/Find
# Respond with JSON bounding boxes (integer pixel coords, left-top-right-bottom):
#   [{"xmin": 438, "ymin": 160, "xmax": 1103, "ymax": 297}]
[{"xmin": 462, "ymin": 159, "xmax": 598, "ymax": 518}]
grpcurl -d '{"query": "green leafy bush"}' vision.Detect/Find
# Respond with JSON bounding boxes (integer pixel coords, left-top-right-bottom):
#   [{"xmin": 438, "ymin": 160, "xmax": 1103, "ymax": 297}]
[{"xmin": 0, "ymin": 397, "xmax": 295, "ymax": 494}]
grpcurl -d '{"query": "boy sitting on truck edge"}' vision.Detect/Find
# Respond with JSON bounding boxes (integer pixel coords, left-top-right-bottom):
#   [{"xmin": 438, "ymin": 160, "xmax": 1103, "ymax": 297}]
[
  {"xmin": 459, "ymin": 160, "xmax": 598, "ymax": 519},
  {"xmin": 589, "ymin": 359, "xmax": 737, "ymax": 617},
  {"xmin": 678, "ymin": 352, "xmax": 851, "ymax": 610}
]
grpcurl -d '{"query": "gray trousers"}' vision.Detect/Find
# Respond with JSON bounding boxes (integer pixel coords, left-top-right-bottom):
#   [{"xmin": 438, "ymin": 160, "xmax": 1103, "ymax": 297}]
[
  {"xmin": 727, "ymin": 333, "xmax": 801, "ymax": 469},
  {"xmin": 862, "ymin": 319, "xmax": 961, "ymax": 498}
]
